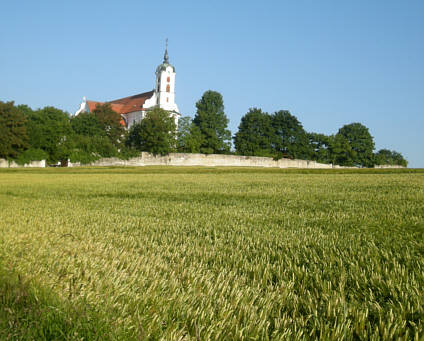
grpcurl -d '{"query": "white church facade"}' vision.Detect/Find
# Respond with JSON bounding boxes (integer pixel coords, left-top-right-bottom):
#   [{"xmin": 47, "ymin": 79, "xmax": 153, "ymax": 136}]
[{"xmin": 74, "ymin": 43, "xmax": 180, "ymax": 129}]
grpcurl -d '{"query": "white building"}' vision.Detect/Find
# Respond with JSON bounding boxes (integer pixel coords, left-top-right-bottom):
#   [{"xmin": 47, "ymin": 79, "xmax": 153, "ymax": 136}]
[{"xmin": 74, "ymin": 43, "xmax": 180, "ymax": 129}]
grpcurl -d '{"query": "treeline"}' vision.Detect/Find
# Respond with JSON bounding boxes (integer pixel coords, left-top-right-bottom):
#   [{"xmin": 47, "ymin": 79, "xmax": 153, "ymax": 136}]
[
  {"xmin": 0, "ymin": 101, "xmax": 139, "ymax": 165},
  {"xmin": 232, "ymin": 108, "xmax": 408, "ymax": 167},
  {"xmin": 0, "ymin": 90, "xmax": 407, "ymax": 167},
  {"xmin": 177, "ymin": 91, "xmax": 407, "ymax": 167}
]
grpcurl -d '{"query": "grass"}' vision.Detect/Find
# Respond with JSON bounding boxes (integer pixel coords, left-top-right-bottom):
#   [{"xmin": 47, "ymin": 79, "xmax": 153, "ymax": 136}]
[
  {"xmin": 0, "ymin": 264, "xmax": 113, "ymax": 340},
  {"xmin": 0, "ymin": 167, "xmax": 423, "ymax": 340}
]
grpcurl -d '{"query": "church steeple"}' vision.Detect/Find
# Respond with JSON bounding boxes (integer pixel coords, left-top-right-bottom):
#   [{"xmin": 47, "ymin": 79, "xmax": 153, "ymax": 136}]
[
  {"xmin": 163, "ymin": 38, "xmax": 169, "ymax": 64},
  {"xmin": 155, "ymin": 39, "xmax": 178, "ymax": 114}
]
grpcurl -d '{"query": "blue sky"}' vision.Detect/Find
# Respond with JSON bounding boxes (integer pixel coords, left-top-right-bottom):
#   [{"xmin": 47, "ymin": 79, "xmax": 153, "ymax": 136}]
[{"xmin": 1, "ymin": 0, "xmax": 423, "ymax": 167}]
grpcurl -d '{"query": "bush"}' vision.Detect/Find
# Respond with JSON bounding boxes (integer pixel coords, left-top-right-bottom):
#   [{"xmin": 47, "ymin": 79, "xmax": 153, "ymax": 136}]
[
  {"xmin": 69, "ymin": 135, "xmax": 118, "ymax": 164},
  {"xmin": 117, "ymin": 146, "xmax": 140, "ymax": 160},
  {"xmin": 15, "ymin": 149, "xmax": 49, "ymax": 165}
]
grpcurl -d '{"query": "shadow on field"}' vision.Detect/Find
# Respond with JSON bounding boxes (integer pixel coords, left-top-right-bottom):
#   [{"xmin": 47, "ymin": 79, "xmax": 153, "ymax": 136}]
[
  {"xmin": 0, "ymin": 264, "xmax": 111, "ymax": 340},
  {"xmin": 81, "ymin": 190, "xmax": 270, "ymax": 205}
]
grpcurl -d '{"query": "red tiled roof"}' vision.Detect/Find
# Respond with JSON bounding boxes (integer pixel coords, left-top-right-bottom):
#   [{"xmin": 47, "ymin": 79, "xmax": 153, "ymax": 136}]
[
  {"xmin": 87, "ymin": 90, "xmax": 154, "ymax": 115},
  {"xmin": 87, "ymin": 101, "xmax": 102, "ymax": 113}
]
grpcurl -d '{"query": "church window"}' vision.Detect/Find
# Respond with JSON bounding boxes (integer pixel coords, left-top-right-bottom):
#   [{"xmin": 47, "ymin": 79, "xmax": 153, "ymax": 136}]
[
  {"xmin": 166, "ymin": 84, "xmax": 170, "ymax": 92},
  {"xmin": 167, "ymin": 76, "xmax": 170, "ymax": 82},
  {"xmin": 166, "ymin": 97, "xmax": 169, "ymax": 102}
]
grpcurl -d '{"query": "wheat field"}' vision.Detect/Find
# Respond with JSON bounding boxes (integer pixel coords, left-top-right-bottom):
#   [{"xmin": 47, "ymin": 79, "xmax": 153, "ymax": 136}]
[{"xmin": 0, "ymin": 167, "xmax": 423, "ymax": 340}]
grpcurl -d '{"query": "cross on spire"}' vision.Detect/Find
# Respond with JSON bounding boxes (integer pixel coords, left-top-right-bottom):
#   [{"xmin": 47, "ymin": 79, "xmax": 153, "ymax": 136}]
[{"xmin": 164, "ymin": 38, "xmax": 169, "ymax": 63}]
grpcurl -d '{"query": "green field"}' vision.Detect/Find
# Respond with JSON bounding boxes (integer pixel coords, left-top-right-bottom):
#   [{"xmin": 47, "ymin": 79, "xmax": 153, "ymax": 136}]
[{"xmin": 0, "ymin": 167, "xmax": 423, "ymax": 340}]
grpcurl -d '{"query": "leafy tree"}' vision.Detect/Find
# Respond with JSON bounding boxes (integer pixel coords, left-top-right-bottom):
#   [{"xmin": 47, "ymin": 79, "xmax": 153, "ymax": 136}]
[
  {"xmin": 271, "ymin": 110, "xmax": 312, "ymax": 159},
  {"xmin": 193, "ymin": 90, "xmax": 231, "ymax": 154},
  {"xmin": 91, "ymin": 103, "xmax": 126, "ymax": 147},
  {"xmin": 69, "ymin": 111, "xmax": 130, "ymax": 163},
  {"xmin": 327, "ymin": 134, "xmax": 356, "ymax": 166},
  {"xmin": 25, "ymin": 106, "xmax": 73, "ymax": 163},
  {"xmin": 0, "ymin": 101, "xmax": 28, "ymax": 159},
  {"xmin": 69, "ymin": 135, "xmax": 117, "ymax": 164},
  {"xmin": 374, "ymin": 149, "xmax": 407, "ymax": 167},
  {"xmin": 15, "ymin": 148, "xmax": 49, "ymax": 165},
  {"xmin": 127, "ymin": 107, "xmax": 176, "ymax": 155},
  {"xmin": 16, "ymin": 104, "xmax": 34, "ymax": 117},
  {"xmin": 307, "ymin": 132, "xmax": 331, "ymax": 163},
  {"xmin": 71, "ymin": 112, "xmax": 105, "ymax": 137},
  {"xmin": 336, "ymin": 122, "xmax": 375, "ymax": 167},
  {"xmin": 234, "ymin": 108, "xmax": 274, "ymax": 156},
  {"xmin": 177, "ymin": 116, "xmax": 203, "ymax": 153}
]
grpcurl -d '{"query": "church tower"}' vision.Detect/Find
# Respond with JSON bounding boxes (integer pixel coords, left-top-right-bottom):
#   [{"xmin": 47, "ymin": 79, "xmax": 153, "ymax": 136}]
[
  {"xmin": 74, "ymin": 41, "xmax": 180, "ymax": 129},
  {"xmin": 155, "ymin": 40, "xmax": 179, "ymax": 114}
]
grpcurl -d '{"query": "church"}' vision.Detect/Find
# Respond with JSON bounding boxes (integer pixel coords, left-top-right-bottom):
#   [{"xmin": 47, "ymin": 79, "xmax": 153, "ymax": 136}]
[{"xmin": 74, "ymin": 43, "xmax": 180, "ymax": 129}]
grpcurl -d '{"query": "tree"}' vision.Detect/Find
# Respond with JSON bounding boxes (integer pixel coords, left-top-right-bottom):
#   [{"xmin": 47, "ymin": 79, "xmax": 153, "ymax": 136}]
[
  {"xmin": 271, "ymin": 110, "xmax": 312, "ymax": 159},
  {"xmin": 25, "ymin": 106, "xmax": 73, "ymax": 163},
  {"xmin": 327, "ymin": 134, "xmax": 356, "ymax": 166},
  {"xmin": 69, "ymin": 135, "xmax": 118, "ymax": 164},
  {"xmin": 374, "ymin": 149, "xmax": 407, "ymax": 167},
  {"xmin": 70, "ymin": 112, "xmax": 105, "ymax": 137},
  {"xmin": 0, "ymin": 101, "xmax": 28, "ymax": 159},
  {"xmin": 69, "ymin": 111, "xmax": 126, "ymax": 163},
  {"xmin": 91, "ymin": 103, "xmax": 126, "ymax": 147},
  {"xmin": 177, "ymin": 116, "xmax": 203, "ymax": 153},
  {"xmin": 15, "ymin": 148, "xmax": 49, "ymax": 166},
  {"xmin": 193, "ymin": 90, "xmax": 231, "ymax": 154},
  {"xmin": 336, "ymin": 122, "xmax": 375, "ymax": 167},
  {"xmin": 16, "ymin": 104, "xmax": 34, "ymax": 117},
  {"xmin": 234, "ymin": 108, "xmax": 274, "ymax": 156},
  {"xmin": 127, "ymin": 107, "xmax": 176, "ymax": 155},
  {"xmin": 307, "ymin": 132, "xmax": 331, "ymax": 163}
]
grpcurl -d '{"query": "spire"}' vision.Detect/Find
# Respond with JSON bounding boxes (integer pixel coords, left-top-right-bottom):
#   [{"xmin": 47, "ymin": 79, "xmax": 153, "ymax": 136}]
[{"xmin": 163, "ymin": 38, "xmax": 169, "ymax": 64}]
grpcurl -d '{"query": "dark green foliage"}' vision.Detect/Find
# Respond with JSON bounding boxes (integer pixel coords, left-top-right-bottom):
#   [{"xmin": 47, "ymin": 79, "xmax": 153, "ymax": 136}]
[
  {"xmin": 326, "ymin": 134, "xmax": 356, "ymax": 166},
  {"xmin": 233, "ymin": 109, "xmax": 391, "ymax": 167},
  {"xmin": 234, "ymin": 108, "xmax": 274, "ymax": 156},
  {"xmin": 91, "ymin": 103, "xmax": 126, "ymax": 147},
  {"xmin": 0, "ymin": 101, "xmax": 28, "ymax": 159},
  {"xmin": 15, "ymin": 104, "xmax": 34, "ymax": 117},
  {"xmin": 25, "ymin": 106, "xmax": 73, "ymax": 163},
  {"xmin": 336, "ymin": 122, "xmax": 375, "ymax": 167},
  {"xmin": 69, "ymin": 108, "xmax": 136, "ymax": 163},
  {"xmin": 177, "ymin": 116, "xmax": 203, "ymax": 153},
  {"xmin": 127, "ymin": 107, "xmax": 177, "ymax": 155},
  {"xmin": 117, "ymin": 145, "xmax": 141, "ymax": 160},
  {"xmin": 0, "ymin": 98, "xmax": 408, "ymax": 169},
  {"xmin": 69, "ymin": 135, "xmax": 118, "ymax": 164},
  {"xmin": 307, "ymin": 132, "xmax": 332, "ymax": 163},
  {"xmin": 193, "ymin": 90, "xmax": 231, "ymax": 154},
  {"xmin": 271, "ymin": 110, "xmax": 312, "ymax": 159},
  {"xmin": 374, "ymin": 149, "xmax": 408, "ymax": 167},
  {"xmin": 71, "ymin": 112, "xmax": 105, "ymax": 137},
  {"xmin": 15, "ymin": 149, "xmax": 49, "ymax": 165}
]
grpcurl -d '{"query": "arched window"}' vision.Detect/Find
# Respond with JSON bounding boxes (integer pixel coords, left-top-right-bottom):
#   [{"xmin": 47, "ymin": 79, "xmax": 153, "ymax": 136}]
[
  {"xmin": 166, "ymin": 97, "xmax": 169, "ymax": 102},
  {"xmin": 167, "ymin": 76, "xmax": 170, "ymax": 82},
  {"xmin": 166, "ymin": 84, "xmax": 170, "ymax": 92}
]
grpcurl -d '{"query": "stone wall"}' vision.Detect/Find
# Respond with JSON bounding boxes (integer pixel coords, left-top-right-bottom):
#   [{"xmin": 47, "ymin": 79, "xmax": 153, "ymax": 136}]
[
  {"xmin": 1, "ymin": 154, "xmax": 405, "ymax": 169},
  {"xmin": 70, "ymin": 152, "xmax": 334, "ymax": 169},
  {"xmin": 0, "ymin": 159, "xmax": 46, "ymax": 168}
]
